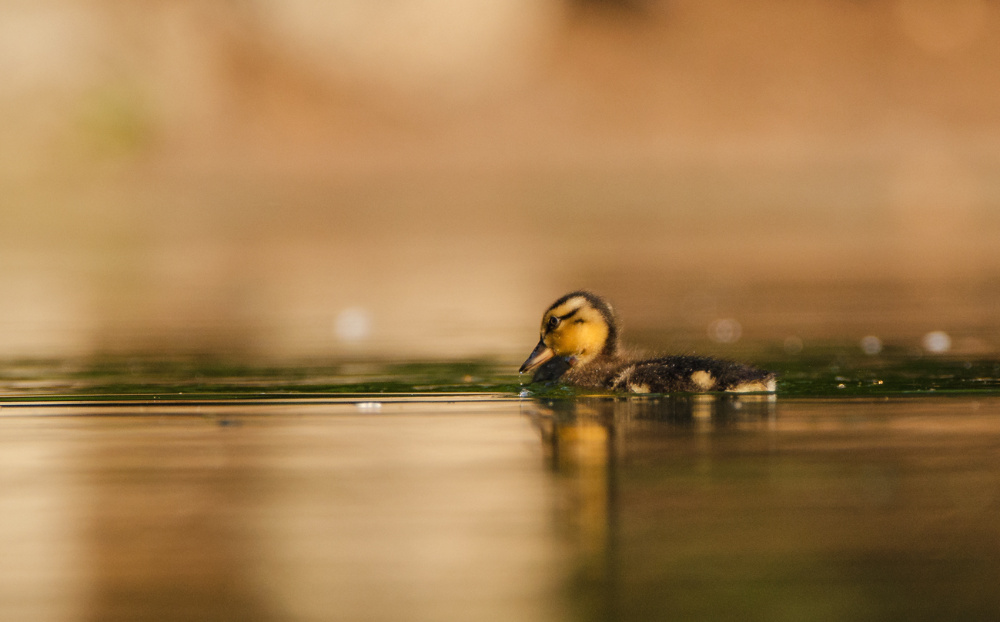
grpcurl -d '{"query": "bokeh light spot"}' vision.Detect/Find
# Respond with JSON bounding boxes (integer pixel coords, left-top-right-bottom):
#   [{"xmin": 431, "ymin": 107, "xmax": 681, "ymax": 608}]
[
  {"xmin": 335, "ymin": 307, "xmax": 372, "ymax": 343},
  {"xmin": 708, "ymin": 318, "xmax": 742, "ymax": 344},
  {"xmin": 922, "ymin": 330, "xmax": 952, "ymax": 354},
  {"xmin": 860, "ymin": 335, "xmax": 883, "ymax": 356},
  {"xmin": 783, "ymin": 336, "xmax": 803, "ymax": 355}
]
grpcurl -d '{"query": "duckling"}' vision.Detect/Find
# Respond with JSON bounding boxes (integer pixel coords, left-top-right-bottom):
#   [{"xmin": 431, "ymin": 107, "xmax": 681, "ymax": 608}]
[{"xmin": 519, "ymin": 291, "xmax": 776, "ymax": 393}]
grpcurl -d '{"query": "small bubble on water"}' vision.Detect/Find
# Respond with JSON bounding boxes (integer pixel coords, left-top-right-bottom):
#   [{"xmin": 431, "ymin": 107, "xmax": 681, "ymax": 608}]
[
  {"xmin": 860, "ymin": 335, "xmax": 883, "ymax": 356},
  {"xmin": 922, "ymin": 330, "xmax": 951, "ymax": 354}
]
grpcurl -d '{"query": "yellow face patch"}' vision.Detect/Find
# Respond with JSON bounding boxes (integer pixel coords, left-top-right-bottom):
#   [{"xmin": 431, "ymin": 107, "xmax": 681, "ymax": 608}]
[{"xmin": 540, "ymin": 297, "xmax": 610, "ymax": 365}]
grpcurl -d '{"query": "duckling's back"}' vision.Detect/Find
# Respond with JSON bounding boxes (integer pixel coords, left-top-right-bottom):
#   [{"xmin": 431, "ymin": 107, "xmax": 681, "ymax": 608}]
[{"xmin": 607, "ymin": 355, "xmax": 776, "ymax": 394}]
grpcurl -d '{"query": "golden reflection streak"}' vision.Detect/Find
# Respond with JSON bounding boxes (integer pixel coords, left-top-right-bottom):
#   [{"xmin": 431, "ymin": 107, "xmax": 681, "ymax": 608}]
[{"xmin": 523, "ymin": 394, "xmax": 777, "ymax": 616}]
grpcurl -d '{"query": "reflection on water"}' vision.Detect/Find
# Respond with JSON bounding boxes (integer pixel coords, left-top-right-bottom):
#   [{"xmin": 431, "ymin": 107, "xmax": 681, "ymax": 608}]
[
  {"xmin": 1, "ymin": 394, "xmax": 999, "ymax": 621},
  {"xmin": 527, "ymin": 395, "xmax": 779, "ymax": 621},
  {"xmin": 527, "ymin": 395, "xmax": 1000, "ymax": 622},
  {"xmin": 249, "ymin": 410, "xmax": 563, "ymax": 622},
  {"xmin": 0, "ymin": 401, "xmax": 568, "ymax": 622}
]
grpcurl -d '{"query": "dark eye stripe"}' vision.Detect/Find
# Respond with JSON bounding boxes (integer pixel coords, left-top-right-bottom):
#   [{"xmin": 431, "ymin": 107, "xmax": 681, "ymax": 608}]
[
  {"xmin": 557, "ymin": 308, "xmax": 580, "ymax": 322},
  {"xmin": 544, "ymin": 306, "xmax": 582, "ymax": 334}
]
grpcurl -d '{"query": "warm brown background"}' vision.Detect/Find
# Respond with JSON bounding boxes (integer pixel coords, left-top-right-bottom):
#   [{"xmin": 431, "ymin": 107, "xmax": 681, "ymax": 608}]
[{"xmin": 3, "ymin": 0, "xmax": 999, "ymax": 361}]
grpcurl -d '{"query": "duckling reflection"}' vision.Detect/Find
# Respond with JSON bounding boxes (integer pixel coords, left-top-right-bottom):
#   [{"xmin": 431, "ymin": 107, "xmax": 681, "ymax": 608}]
[
  {"xmin": 521, "ymin": 394, "xmax": 777, "ymax": 617},
  {"xmin": 526, "ymin": 397, "xmax": 618, "ymax": 590},
  {"xmin": 527, "ymin": 395, "xmax": 778, "ymax": 470}
]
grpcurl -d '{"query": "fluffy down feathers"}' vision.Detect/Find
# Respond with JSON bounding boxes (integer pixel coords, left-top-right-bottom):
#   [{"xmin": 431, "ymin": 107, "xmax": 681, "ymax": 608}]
[{"xmin": 521, "ymin": 291, "xmax": 775, "ymax": 394}]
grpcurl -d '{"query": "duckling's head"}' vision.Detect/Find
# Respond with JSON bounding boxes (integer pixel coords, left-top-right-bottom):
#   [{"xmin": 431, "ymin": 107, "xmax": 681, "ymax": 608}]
[{"xmin": 519, "ymin": 291, "xmax": 619, "ymax": 375}]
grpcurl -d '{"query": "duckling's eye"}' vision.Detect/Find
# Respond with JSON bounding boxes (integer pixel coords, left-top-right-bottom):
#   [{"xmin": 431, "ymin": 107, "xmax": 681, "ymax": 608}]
[{"xmin": 546, "ymin": 316, "xmax": 560, "ymax": 331}]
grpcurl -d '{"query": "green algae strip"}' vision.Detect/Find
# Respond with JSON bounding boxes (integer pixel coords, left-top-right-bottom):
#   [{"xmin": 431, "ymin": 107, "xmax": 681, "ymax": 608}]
[{"xmin": 1, "ymin": 352, "xmax": 1000, "ymax": 403}]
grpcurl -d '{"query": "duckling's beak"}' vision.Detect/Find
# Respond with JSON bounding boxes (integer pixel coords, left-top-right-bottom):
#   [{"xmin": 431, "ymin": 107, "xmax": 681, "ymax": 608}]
[{"xmin": 519, "ymin": 339, "xmax": 555, "ymax": 373}]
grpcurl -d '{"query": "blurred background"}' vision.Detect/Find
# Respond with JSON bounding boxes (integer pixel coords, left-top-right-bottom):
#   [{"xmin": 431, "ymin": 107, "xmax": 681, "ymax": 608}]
[{"xmin": 3, "ymin": 0, "xmax": 1000, "ymax": 363}]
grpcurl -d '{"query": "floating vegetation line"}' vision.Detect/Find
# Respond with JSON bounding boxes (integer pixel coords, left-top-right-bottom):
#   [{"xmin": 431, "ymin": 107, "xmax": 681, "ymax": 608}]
[{"xmin": 1, "ymin": 352, "xmax": 999, "ymax": 403}]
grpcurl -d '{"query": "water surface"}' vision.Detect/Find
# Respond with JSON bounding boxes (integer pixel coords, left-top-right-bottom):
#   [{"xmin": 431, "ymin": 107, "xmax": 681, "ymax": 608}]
[{"xmin": 1, "ymin": 358, "xmax": 999, "ymax": 621}]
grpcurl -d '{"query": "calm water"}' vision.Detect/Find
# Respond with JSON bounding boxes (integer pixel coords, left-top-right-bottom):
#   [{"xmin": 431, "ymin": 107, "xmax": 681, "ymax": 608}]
[{"xmin": 1, "ymin": 359, "xmax": 999, "ymax": 621}]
